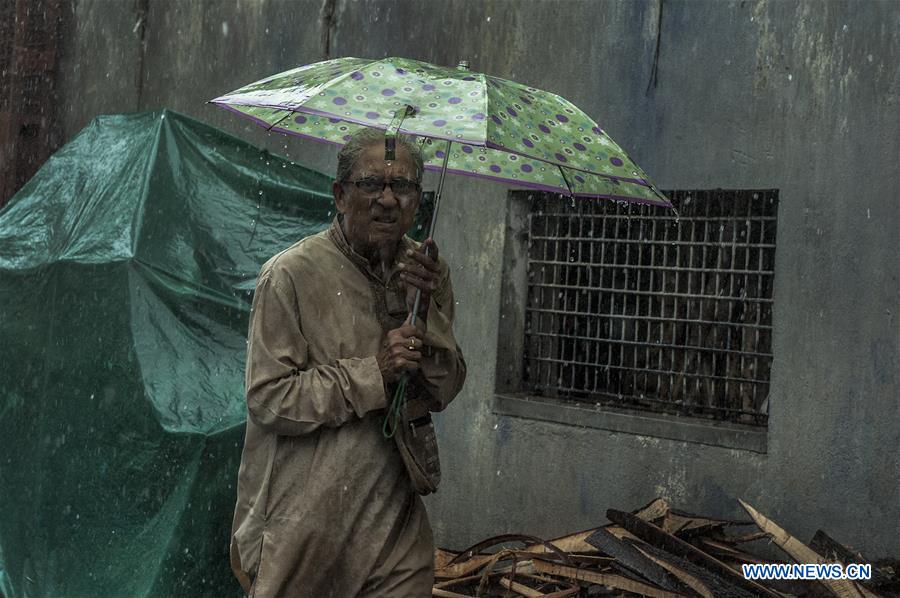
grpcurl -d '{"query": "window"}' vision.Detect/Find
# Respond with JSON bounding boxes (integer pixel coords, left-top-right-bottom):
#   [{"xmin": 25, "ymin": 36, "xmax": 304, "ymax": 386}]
[{"xmin": 497, "ymin": 189, "xmax": 778, "ymax": 433}]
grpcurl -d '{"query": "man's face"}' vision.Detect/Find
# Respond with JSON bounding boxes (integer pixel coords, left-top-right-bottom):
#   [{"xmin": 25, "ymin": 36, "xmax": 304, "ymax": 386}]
[{"xmin": 333, "ymin": 141, "xmax": 421, "ymax": 254}]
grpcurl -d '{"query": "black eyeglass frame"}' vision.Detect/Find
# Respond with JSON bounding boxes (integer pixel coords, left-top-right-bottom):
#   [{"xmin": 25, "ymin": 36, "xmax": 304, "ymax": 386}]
[{"xmin": 343, "ymin": 177, "xmax": 422, "ymax": 198}]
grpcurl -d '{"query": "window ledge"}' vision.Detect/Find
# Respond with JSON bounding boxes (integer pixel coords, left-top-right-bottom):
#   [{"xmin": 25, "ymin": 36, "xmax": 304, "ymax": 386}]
[{"xmin": 492, "ymin": 393, "xmax": 767, "ymax": 454}]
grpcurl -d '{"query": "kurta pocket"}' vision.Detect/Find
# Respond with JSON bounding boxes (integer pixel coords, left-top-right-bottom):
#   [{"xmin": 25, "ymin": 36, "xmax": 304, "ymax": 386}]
[{"xmin": 249, "ymin": 529, "xmax": 274, "ymax": 598}]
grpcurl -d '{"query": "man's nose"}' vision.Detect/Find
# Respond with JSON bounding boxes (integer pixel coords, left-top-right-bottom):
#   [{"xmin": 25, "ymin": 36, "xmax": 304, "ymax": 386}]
[{"xmin": 376, "ymin": 184, "xmax": 399, "ymax": 207}]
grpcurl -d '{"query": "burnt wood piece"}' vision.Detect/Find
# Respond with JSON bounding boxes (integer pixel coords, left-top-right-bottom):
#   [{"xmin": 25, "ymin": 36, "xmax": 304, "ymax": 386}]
[
  {"xmin": 697, "ymin": 538, "xmax": 769, "ymax": 565},
  {"xmin": 531, "ymin": 558, "xmax": 682, "ymax": 598},
  {"xmin": 585, "ymin": 528, "xmax": 695, "ymax": 595},
  {"xmin": 634, "ymin": 541, "xmax": 759, "ymax": 598},
  {"xmin": 630, "ymin": 543, "xmax": 716, "ymax": 598},
  {"xmin": 667, "ymin": 507, "xmax": 753, "ymax": 526},
  {"xmin": 445, "ymin": 533, "xmax": 573, "ymax": 567},
  {"xmin": 723, "ymin": 530, "xmax": 770, "ymax": 544},
  {"xmin": 811, "ymin": 530, "xmax": 897, "ymax": 592},
  {"xmin": 523, "ymin": 528, "xmax": 605, "ymax": 555},
  {"xmin": 606, "ymin": 509, "xmax": 781, "ymax": 598},
  {"xmin": 498, "ymin": 573, "xmax": 580, "ymax": 597},
  {"xmin": 664, "ymin": 508, "xmax": 754, "ymax": 540},
  {"xmin": 738, "ymin": 499, "xmax": 867, "ymax": 598}
]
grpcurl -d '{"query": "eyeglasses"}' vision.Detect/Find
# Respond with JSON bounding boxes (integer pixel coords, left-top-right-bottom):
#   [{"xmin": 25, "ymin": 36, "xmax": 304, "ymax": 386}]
[{"xmin": 345, "ymin": 177, "xmax": 421, "ymax": 198}]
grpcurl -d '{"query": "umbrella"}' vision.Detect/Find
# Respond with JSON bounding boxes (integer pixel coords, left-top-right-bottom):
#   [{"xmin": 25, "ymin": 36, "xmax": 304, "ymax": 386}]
[
  {"xmin": 211, "ymin": 57, "xmax": 669, "ymax": 207},
  {"xmin": 210, "ymin": 56, "xmax": 672, "ymax": 435}
]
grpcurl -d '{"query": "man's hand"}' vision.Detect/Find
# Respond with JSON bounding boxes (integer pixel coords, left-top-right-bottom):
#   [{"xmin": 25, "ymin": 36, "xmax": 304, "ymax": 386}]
[
  {"xmin": 377, "ymin": 314, "xmax": 425, "ymax": 384},
  {"xmin": 398, "ymin": 238, "xmax": 440, "ymax": 321}
]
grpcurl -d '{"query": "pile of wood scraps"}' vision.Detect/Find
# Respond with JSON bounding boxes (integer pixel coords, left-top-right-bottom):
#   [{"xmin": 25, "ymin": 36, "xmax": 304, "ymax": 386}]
[{"xmin": 433, "ymin": 498, "xmax": 899, "ymax": 597}]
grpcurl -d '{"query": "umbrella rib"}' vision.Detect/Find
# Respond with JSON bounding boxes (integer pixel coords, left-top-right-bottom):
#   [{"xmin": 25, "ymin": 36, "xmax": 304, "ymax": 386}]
[
  {"xmin": 558, "ymin": 164, "xmax": 575, "ymax": 196},
  {"xmin": 265, "ymin": 109, "xmax": 296, "ymax": 132}
]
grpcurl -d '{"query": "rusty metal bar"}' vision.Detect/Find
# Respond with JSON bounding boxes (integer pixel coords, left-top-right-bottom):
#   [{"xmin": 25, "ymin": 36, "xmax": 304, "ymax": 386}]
[
  {"xmin": 528, "ymin": 331, "xmax": 772, "ymax": 359},
  {"xmin": 526, "ymin": 283, "xmax": 774, "ymax": 302}
]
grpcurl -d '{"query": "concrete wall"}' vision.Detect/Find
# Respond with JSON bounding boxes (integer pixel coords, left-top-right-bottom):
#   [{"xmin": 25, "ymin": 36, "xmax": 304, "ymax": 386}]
[{"xmin": 54, "ymin": 0, "xmax": 899, "ymax": 556}]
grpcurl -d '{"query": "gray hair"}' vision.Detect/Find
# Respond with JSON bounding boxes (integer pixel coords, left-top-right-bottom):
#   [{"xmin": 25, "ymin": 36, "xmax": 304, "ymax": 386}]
[{"xmin": 336, "ymin": 127, "xmax": 425, "ymax": 183}]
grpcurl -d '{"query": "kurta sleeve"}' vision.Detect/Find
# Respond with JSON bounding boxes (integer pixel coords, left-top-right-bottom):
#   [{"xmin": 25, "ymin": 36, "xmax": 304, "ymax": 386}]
[
  {"xmin": 415, "ymin": 261, "xmax": 467, "ymax": 412},
  {"xmin": 245, "ymin": 264, "xmax": 387, "ymax": 436}
]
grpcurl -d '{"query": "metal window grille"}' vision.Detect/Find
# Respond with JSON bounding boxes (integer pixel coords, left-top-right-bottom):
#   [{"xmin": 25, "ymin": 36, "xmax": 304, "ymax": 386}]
[{"xmin": 523, "ymin": 189, "xmax": 778, "ymax": 425}]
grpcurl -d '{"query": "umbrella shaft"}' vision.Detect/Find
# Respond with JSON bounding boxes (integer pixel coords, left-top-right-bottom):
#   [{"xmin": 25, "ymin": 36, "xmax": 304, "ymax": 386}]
[{"xmin": 411, "ymin": 140, "xmax": 452, "ymax": 326}]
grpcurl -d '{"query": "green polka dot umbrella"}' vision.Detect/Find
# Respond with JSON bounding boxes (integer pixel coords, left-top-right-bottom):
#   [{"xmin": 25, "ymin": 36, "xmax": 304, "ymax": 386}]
[{"xmin": 210, "ymin": 56, "xmax": 670, "ymax": 208}]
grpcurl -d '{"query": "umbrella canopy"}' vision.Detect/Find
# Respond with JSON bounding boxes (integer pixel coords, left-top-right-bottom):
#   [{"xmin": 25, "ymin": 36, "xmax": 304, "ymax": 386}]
[{"xmin": 211, "ymin": 56, "xmax": 670, "ymax": 208}]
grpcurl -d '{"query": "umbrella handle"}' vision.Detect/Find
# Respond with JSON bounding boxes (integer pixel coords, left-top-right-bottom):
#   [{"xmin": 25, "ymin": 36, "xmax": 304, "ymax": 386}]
[{"xmin": 383, "ymin": 374, "xmax": 408, "ymax": 439}]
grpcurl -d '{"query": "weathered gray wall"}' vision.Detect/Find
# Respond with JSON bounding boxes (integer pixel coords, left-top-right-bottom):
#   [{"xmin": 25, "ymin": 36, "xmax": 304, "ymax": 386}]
[{"xmin": 54, "ymin": 0, "xmax": 899, "ymax": 556}]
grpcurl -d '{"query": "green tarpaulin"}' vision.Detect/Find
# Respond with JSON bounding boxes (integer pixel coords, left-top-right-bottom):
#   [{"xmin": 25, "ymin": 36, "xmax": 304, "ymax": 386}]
[{"xmin": 0, "ymin": 109, "xmax": 431, "ymax": 597}]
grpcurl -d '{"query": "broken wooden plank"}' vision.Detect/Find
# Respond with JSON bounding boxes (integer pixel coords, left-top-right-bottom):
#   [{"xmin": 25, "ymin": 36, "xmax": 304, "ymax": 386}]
[
  {"xmin": 498, "ymin": 575, "xmax": 545, "ymax": 597},
  {"xmin": 634, "ymin": 497, "xmax": 671, "ymax": 523},
  {"xmin": 634, "ymin": 541, "xmax": 759, "ymax": 598},
  {"xmin": 738, "ymin": 499, "xmax": 865, "ymax": 598},
  {"xmin": 810, "ymin": 530, "xmax": 864, "ymax": 564},
  {"xmin": 585, "ymin": 528, "xmax": 693, "ymax": 595},
  {"xmin": 435, "ymin": 548, "xmax": 460, "ymax": 571},
  {"xmin": 434, "ymin": 572, "xmax": 504, "ymax": 596},
  {"xmin": 567, "ymin": 554, "xmax": 615, "ymax": 568},
  {"xmin": 497, "ymin": 573, "xmax": 579, "ymax": 597},
  {"xmin": 495, "ymin": 559, "xmax": 537, "ymax": 576},
  {"xmin": 523, "ymin": 528, "xmax": 602, "ymax": 555},
  {"xmin": 520, "ymin": 524, "xmax": 643, "ymax": 559},
  {"xmin": 531, "ymin": 558, "xmax": 682, "ymax": 598},
  {"xmin": 432, "ymin": 587, "xmax": 471, "ymax": 598},
  {"xmin": 434, "ymin": 553, "xmax": 497, "ymax": 580},
  {"xmin": 605, "ymin": 524, "xmax": 642, "ymax": 543},
  {"xmin": 810, "ymin": 529, "xmax": 894, "ymax": 591},
  {"xmin": 727, "ymin": 531, "xmax": 770, "ymax": 544},
  {"xmin": 444, "ymin": 534, "xmax": 537, "ymax": 565},
  {"xmin": 698, "ymin": 538, "xmax": 768, "ymax": 565},
  {"xmin": 606, "ymin": 508, "xmax": 781, "ymax": 597},
  {"xmin": 631, "ymin": 544, "xmax": 716, "ymax": 598},
  {"xmin": 663, "ymin": 510, "xmax": 753, "ymax": 539}
]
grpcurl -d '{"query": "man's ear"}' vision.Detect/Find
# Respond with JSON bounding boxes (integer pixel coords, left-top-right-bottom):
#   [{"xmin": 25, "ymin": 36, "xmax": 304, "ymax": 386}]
[{"xmin": 332, "ymin": 180, "xmax": 346, "ymax": 213}]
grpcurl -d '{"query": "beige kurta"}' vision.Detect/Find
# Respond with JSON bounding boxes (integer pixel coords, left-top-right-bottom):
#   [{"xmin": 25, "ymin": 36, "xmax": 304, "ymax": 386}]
[{"xmin": 230, "ymin": 218, "xmax": 466, "ymax": 597}]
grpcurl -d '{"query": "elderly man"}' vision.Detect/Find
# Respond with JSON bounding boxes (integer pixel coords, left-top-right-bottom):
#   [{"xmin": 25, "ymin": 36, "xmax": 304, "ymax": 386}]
[{"xmin": 229, "ymin": 128, "xmax": 466, "ymax": 597}]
